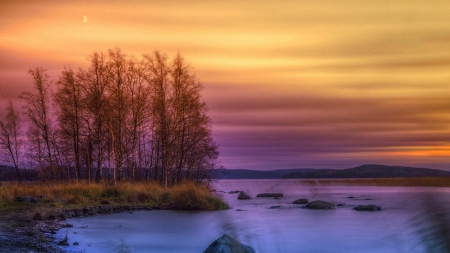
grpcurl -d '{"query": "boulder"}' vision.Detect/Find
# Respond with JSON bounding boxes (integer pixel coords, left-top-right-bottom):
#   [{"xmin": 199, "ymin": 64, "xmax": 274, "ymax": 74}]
[
  {"xmin": 202, "ymin": 234, "xmax": 257, "ymax": 253},
  {"xmin": 292, "ymin": 198, "xmax": 309, "ymax": 204},
  {"xmin": 353, "ymin": 204, "xmax": 382, "ymax": 211},
  {"xmin": 14, "ymin": 196, "xmax": 41, "ymax": 203},
  {"xmin": 238, "ymin": 191, "xmax": 252, "ymax": 200},
  {"xmin": 256, "ymin": 193, "xmax": 283, "ymax": 198},
  {"xmin": 229, "ymin": 191, "xmax": 241, "ymax": 194},
  {"xmin": 269, "ymin": 206, "xmax": 281, "ymax": 209},
  {"xmin": 305, "ymin": 200, "xmax": 335, "ymax": 210}
]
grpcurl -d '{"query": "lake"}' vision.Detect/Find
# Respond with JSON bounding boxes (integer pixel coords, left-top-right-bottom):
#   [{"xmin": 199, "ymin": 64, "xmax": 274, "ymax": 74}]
[{"xmin": 56, "ymin": 179, "xmax": 450, "ymax": 252}]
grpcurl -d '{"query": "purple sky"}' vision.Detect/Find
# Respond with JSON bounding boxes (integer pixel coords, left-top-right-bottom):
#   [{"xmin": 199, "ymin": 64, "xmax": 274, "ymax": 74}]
[{"xmin": 1, "ymin": 1, "xmax": 450, "ymax": 170}]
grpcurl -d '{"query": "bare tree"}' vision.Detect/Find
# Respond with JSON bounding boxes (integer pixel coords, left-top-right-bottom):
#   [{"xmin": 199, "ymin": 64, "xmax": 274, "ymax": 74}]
[
  {"xmin": 54, "ymin": 67, "xmax": 83, "ymax": 183},
  {"xmin": 17, "ymin": 49, "xmax": 219, "ymax": 185},
  {"xmin": 169, "ymin": 54, "xmax": 219, "ymax": 184},
  {"xmin": 123, "ymin": 56, "xmax": 151, "ymax": 181},
  {"xmin": 0, "ymin": 101, "xmax": 23, "ymax": 183},
  {"xmin": 19, "ymin": 68, "xmax": 56, "ymax": 180},
  {"xmin": 143, "ymin": 52, "xmax": 172, "ymax": 187},
  {"xmin": 107, "ymin": 48, "xmax": 131, "ymax": 181},
  {"xmin": 78, "ymin": 52, "xmax": 112, "ymax": 183}
]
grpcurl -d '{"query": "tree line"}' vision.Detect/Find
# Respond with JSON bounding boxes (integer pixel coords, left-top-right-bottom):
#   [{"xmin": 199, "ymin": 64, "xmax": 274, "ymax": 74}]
[{"xmin": 0, "ymin": 49, "xmax": 219, "ymax": 186}]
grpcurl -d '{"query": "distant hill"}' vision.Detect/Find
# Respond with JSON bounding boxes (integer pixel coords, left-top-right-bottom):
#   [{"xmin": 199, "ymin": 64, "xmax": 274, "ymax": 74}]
[
  {"xmin": 214, "ymin": 168, "xmax": 318, "ymax": 179},
  {"xmin": 282, "ymin": 164, "xmax": 450, "ymax": 179},
  {"xmin": 3, "ymin": 164, "xmax": 449, "ymax": 181},
  {"xmin": 0, "ymin": 165, "xmax": 39, "ymax": 181}
]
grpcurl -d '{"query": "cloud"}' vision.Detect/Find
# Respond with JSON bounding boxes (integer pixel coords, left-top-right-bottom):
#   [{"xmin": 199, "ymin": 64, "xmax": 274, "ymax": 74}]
[{"xmin": 1, "ymin": 0, "xmax": 450, "ymax": 170}]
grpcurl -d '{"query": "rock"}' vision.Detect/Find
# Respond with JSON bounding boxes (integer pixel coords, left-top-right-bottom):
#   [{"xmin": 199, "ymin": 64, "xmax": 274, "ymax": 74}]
[
  {"xmin": 229, "ymin": 191, "xmax": 240, "ymax": 194},
  {"xmin": 353, "ymin": 204, "xmax": 382, "ymax": 211},
  {"xmin": 256, "ymin": 193, "xmax": 283, "ymax": 198},
  {"xmin": 202, "ymin": 234, "xmax": 257, "ymax": 253},
  {"xmin": 14, "ymin": 196, "xmax": 41, "ymax": 203},
  {"xmin": 337, "ymin": 203, "xmax": 346, "ymax": 207},
  {"xmin": 73, "ymin": 241, "xmax": 79, "ymax": 246},
  {"xmin": 33, "ymin": 212, "xmax": 43, "ymax": 221},
  {"xmin": 57, "ymin": 231, "xmax": 69, "ymax": 246},
  {"xmin": 348, "ymin": 196, "xmax": 354, "ymax": 199},
  {"xmin": 238, "ymin": 191, "xmax": 252, "ymax": 200},
  {"xmin": 292, "ymin": 198, "xmax": 309, "ymax": 204},
  {"xmin": 305, "ymin": 200, "xmax": 336, "ymax": 210},
  {"xmin": 47, "ymin": 214, "xmax": 56, "ymax": 220},
  {"xmin": 269, "ymin": 206, "xmax": 281, "ymax": 209},
  {"xmin": 61, "ymin": 223, "xmax": 74, "ymax": 228}
]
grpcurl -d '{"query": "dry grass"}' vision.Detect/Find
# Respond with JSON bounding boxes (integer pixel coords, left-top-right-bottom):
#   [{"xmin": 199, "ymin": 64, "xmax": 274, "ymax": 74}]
[
  {"xmin": 301, "ymin": 177, "xmax": 450, "ymax": 187},
  {"xmin": 0, "ymin": 181, "xmax": 228, "ymax": 214}
]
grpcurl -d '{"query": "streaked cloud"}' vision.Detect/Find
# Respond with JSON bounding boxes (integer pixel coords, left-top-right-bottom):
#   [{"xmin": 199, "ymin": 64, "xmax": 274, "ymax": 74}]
[{"xmin": 1, "ymin": 0, "xmax": 449, "ymax": 170}]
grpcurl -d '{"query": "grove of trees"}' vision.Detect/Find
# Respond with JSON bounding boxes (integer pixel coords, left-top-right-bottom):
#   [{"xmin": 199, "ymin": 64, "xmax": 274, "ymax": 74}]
[{"xmin": 0, "ymin": 49, "xmax": 219, "ymax": 186}]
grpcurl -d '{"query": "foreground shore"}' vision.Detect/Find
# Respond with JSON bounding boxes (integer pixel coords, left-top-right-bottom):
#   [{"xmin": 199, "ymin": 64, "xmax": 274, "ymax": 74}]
[
  {"xmin": 0, "ymin": 181, "xmax": 228, "ymax": 252},
  {"xmin": 0, "ymin": 204, "xmax": 172, "ymax": 253}
]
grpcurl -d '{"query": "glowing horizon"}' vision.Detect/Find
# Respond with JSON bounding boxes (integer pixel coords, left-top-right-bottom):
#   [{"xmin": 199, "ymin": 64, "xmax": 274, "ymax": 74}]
[{"xmin": 1, "ymin": 1, "xmax": 449, "ymax": 170}]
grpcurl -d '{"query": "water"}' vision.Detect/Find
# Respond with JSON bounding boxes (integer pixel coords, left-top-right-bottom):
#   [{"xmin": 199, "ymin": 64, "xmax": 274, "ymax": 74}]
[{"xmin": 57, "ymin": 179, "xmax": 450, "ymax": 252}]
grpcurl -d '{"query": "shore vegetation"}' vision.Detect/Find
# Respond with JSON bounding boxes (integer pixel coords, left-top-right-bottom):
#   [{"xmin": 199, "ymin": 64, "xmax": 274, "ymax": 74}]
[{"xmin": 0, "ymin": 181, "xmax": 228, "ymax": 219}]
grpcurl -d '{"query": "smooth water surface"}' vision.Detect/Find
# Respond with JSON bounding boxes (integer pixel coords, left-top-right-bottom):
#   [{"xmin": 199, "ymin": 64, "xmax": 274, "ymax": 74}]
[{"xmin": 57, "ymin": 179, "xmax": 450, "ymax": 252}]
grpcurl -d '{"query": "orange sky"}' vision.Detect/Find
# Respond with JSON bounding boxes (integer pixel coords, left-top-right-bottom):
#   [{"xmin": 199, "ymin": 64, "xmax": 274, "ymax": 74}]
[{"xmin": 1, "ymin": 0, "xmax": 449, "ymax": 170}]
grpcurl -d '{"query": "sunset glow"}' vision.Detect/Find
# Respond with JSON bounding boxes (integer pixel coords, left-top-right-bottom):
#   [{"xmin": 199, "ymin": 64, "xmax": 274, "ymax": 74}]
[{"xmin": 1, "ymin": 0, "xmax": 449, "ymax": 170}]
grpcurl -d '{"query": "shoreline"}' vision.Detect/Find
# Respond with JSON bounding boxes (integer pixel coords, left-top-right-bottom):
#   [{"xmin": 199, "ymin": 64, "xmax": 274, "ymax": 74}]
[
  {"xmin": 0, "ymin": 204, "xmax": 165, "ymax": 253},
  {"xmin": 0, "ymin": 181, "xmax": 229, "ymax": 252}
]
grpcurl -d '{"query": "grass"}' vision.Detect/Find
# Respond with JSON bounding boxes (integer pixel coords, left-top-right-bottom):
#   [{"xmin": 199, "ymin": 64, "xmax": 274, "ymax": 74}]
[
  {"xmin": 0, "ymin": 181, "xmax": 229, "ymax": 218},
  {"xmin": 300, "ymin": 177, "xmax": 450, "ymax": 187}
]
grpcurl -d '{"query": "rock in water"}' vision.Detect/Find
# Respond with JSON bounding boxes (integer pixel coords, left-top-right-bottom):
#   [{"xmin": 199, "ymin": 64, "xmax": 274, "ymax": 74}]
[
  {"xmin": 292, "ymin": 198, "xmax": 309, "ymax": 204},
  {"xmin": 353, "ymin": 204, "xmax": 382, "ymax": 211},
  {"xmin": 305, "ymin": 200, "xmax": 336, "ymax": 210},
  {"xmin": 256, "ymin": 193, "xmax": 283, "ymax": 198},
  {"xmin": 202, "ymin": 234, "xmax": 257, "ymax": 253},
  {"xmin": 238, "ymin": 191, "xmax": 252, "ymax": 200}
]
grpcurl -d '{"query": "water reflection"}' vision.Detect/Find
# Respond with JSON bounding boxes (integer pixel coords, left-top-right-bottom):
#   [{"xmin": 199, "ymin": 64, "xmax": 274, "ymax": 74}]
[{"xmin": 410, "ymin": 193, "xmax": 450, "ymax": 253}]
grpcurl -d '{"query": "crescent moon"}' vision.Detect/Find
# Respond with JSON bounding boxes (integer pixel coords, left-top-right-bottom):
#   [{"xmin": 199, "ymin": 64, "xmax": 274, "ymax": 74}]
[{"xmin": 83, "ymin": 16, "xmax": 87, "ymax": 23}]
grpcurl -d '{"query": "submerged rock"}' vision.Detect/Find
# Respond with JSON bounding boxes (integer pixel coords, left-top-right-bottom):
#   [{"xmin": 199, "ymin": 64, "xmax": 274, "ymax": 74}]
[
  {"xmin": 292, "ymin": 198, "xmax": 309, "ymax": 204},
  {"xmin": 269, "ymin": 206, "xmax": 281, "ymax": 209},
  {"xmin": 353, "ymin": 204, "xmax": 382, "ymax": 211},
  {"xmin": 238, "ymin": 191, "xmax": 252, "ymax": 200},
  {"xmin": 256, "ymin": 193, "xmax": 283, "ymax": 198},
  {"xmin": 305, "ymin": 200, "xmax": 336, "ymax": 210},
  {"xmin": 202, "ymin": 234, "xmax": 257, "ymax": 253}
]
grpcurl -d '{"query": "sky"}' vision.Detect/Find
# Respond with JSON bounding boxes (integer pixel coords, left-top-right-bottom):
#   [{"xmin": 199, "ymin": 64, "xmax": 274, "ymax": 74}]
[{"xmin": 1, "ymin": 0, "xmax": 449, "ymax": 170}]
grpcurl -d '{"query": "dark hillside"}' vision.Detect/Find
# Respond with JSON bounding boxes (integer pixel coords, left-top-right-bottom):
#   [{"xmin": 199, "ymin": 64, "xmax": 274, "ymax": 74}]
[
  {"xmin": 0, "ymin": 166, "xmax": 38, "ymax": 181},
  {"xmin": 214, "ymin": 168, "xmax": 318, "ymax": 179},
  {"xmin": 282, "ymin": 164, "xmax": 450, "ymax": 178}
]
